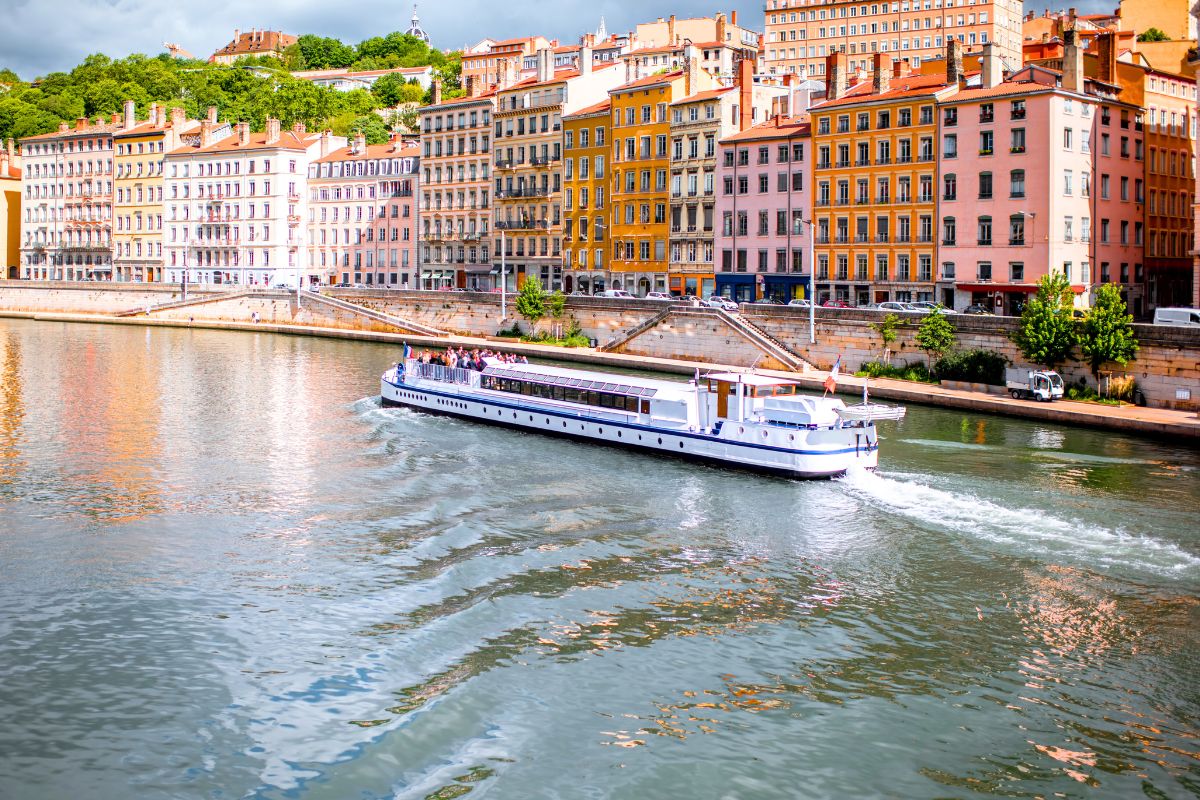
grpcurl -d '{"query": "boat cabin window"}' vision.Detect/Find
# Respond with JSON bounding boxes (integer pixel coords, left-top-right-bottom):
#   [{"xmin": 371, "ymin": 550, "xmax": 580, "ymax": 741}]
[
  {"xmin": 751, "ymin": 385, "xmax": 797, "ymax": 397},
  {"xmin": 482, "ymin": 375, "xmax": 649, "ymax": 413}
]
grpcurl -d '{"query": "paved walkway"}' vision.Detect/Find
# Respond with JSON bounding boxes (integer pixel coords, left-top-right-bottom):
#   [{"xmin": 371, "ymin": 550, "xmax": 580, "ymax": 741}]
[{"xmin": 5, "ymin": 309, "xmax": 1197, "ymax": 440}]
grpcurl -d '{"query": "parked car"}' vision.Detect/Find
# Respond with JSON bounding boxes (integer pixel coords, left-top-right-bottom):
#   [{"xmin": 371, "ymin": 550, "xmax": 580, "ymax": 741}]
[
  {"xmin": 1152, "ymin": 307, "xmax": 1200, "ymax": 326},
  {"xmin": 876, "ymin": 301, "xmax": 918, "ymax": 313},
  {"xmin": 822, "ymin": 299, "xmax": 853, "ymax": 308},
  {"xmin": 753, "ymin": 298, "xmax": 784, "ymax": 305},
  {"xmin": 962, "ymin": 304, "xmax": 994, "ymax": 315},
  {"xmin": 644, "ymin": 291, "xmax": 675, "ymax": 301},
  {"xmin": 909, "ymin": 301, "xmax": 956, "ymax": 314},
  {"xmin": 597, "ymin": 289, "xmax": 634, "ymax": 298},
  {"xmin": 703, "ymin": 295, "xmax": 739, "ymax": 312},
  {"xmin": 787, "ymin": 299, "xmax": 812, "ymax": 308}
]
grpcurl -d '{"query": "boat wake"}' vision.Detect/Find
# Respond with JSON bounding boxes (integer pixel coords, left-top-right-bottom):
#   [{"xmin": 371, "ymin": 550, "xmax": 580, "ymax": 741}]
[{"xmin": 838, "ymin": 467, "xmax": 1200, "ymax": 579}]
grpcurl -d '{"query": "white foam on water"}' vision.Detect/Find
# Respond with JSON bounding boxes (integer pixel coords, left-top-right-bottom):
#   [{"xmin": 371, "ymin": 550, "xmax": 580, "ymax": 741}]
[{"xmin": 838, "ymin": 466, "xmax": 1200, "ymax": 579}]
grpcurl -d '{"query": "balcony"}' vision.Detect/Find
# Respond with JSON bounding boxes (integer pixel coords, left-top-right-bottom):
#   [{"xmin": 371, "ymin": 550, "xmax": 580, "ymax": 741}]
[
  {"xmin": 877, "ymin": 157, "xmax": 891, "ymax": 165},
  {"xmin": 875, "ymin": 197, "xmax": 890, "ymax": 205},
  {"xmin": 495, "ymin": 158, "xmax": 514, "ymax": 169}
]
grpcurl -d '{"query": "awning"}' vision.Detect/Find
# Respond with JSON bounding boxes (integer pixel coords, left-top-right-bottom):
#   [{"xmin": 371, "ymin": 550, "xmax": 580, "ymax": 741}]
[{"xmin": 956, "ymin": 283, "xmax": 1086, "ymax": 295}]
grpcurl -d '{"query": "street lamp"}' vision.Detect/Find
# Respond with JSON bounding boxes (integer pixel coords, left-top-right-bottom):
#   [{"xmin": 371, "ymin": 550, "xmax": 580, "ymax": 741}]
[
  {"xmin": 803, "ymin": 216, "xmax": 818, "ymax": 345},
  {"xmin": 499, "ymin": 227, "xmax": 507, "ymax": 321}
]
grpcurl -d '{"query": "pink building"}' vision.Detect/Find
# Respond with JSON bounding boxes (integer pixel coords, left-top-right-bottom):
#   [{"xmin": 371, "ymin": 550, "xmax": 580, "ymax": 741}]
[
  {"xmin": 938, "ymin": 57, "xmax": 1095, "ymax": 313},
  {"xmin": 307, "ymin": 135, "xmax": 419, "ymax": 288},
  {"xmin": 715, "ymin": 113, "xmax": 812, "ymax": 303},
  {"xmin": 1092, "ymin": 94, "xmax": 1146, "ymax": 315}
]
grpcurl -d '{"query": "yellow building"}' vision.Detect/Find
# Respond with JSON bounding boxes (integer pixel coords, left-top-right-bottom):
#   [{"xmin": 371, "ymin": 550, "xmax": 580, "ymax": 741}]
[
  {"xmin": 562, "ymin": 100, "xmax": 610, "ymax": 294},
  {"xmin": 608, "ymin": 70, "xmax": 689, "ymax": 296},
  {"xmin": 1, "ymin": 140, "xmax": 19, "ymax": 280},
  {"xmin": 113, "ymin": 102, "xmax": 197, "ymax": 282},
  {"xmin": 811, "ymin": 51, "xmax": 951, "ymax": 306}
]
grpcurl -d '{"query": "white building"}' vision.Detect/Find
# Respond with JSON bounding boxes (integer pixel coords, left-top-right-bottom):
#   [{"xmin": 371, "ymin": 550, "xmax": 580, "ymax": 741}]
[
  {"xmin": 163, "ymin": 119, "xmax": 345, "ymax": 286},
  {"xmin": 291, "ymin": 66, "xmax": 435, "ymax": 92},
  {"xmin": 19, "ymin": 116, "xmax": 122, "ymax": 281}
]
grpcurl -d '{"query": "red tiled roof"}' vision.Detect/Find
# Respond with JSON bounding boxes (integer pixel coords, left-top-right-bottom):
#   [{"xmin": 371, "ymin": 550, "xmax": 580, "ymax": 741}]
[
  {"xmin": 20, "ymin": 121, "xmax": 122, "ymax": 142},
  {"xmin": 168, "ymin": 129, "xmax": 319, "ymax": 155},
  {"xmin": 425, "ymin": 90, "xmax": 498, "ymax": 109},
  {"xmin": 814, "ymin": 74, "xmax": 949, "ymax": 109},
  {"xmin": 316, "ymin": 141, "xmax": 419, "ymax": 163},
  {"xmin": 611, "ymin": 69, "xmax": 683, "ymax": 94},
  {"xmin": 721, "ymin": 114, "xmax": 811, "ymax": 143},
  {"xmin": 943, "ymin": 81, "xmax": 1056, "ymax": 103},
  {"xmin": 212, "ymin": 30, "xmax": 296, "ymax": 58},
  {"xmin": 114, "ymin": 119, "xmax": 202, "ymax": 138},
  {"xmin": 564, "ymin": 99, "xmax": 611, "ymax": 119},
  {"xmin": 670, "ymin": 86, "xmax": 735, "ymax": 105}
]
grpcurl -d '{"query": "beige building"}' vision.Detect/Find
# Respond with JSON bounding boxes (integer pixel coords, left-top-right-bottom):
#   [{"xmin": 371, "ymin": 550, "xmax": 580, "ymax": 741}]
[
  {"xmin": 419, "ymin": 91, "xmax": 497, "ymax": 289},
  {"xmin": 762, "ymin": 0, "xmax": 1023, "ymax": 80},
  {"xmin": 113, "ymin": 102, "xmax": 199, "ymax": 283},
  {"xmin": 210, "ymin": 29, "xmax": 297, "ymax": 65},
  {"xmin": 492, "ymin": 49, "xmax": 623, "ymax": 291}
]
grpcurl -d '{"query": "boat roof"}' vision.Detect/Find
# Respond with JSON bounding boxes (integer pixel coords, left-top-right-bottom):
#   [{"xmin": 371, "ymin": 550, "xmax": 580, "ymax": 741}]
[
  {"xmin": 707, "ymin": 372, "xmax": 799, "ymax": 386},
  {"xmin": 482, "ymin": 360, "xmax": 690, "ymax": 398}
]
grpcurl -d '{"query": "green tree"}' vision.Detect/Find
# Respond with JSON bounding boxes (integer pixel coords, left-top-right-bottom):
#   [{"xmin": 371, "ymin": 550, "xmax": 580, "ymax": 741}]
[
  {"xmin": 1137, "ymin": 27, "xmax": 1171, "ymax": 42},
  {"xmin": 350, "ymin": 114, "xmax": 391, "ymax": 144},
  {"xmin": 516, "ymin": 276, "xmax": 547, "ymax": 329},
  {"xmin": 871, "ymin": 313, "xmax": 902, "ymax": 360},
  {"xmin": 1012, "ymin": 273, "xmax": 1078, "ymax": 369},
  {"xmin": 295, "ymin": 35, "xmax": 356, "ymax": 70},
  {"xmin": 372, "ymin": 73, "xmax": 423, "ymax": 106},
  {"xmin": 1079, "ymin": 283, "xmax": 1139, "ymax": 382},
  {"xmin": 915, "ymin": 311, "xmax": 957, "ymax": 372}
]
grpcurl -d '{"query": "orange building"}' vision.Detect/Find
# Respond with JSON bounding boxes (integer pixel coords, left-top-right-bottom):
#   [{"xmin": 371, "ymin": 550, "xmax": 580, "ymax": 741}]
[
  {"xmin": 811, "ymin": 50, "xmax": 952, "ymax": 306},
  {"xmin": 562, "ymin": 100, "xmax": 611, "ymax": 294},
  {"xmin": 1, "ymin": 140, "xmax": 19, "ymax": 280}
]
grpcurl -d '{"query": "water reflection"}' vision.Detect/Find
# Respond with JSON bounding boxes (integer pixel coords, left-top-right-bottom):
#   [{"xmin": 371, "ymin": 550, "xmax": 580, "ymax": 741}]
[{"xmin": 0, "ymin": 319, "xmax": 1196, "ymax": 800}]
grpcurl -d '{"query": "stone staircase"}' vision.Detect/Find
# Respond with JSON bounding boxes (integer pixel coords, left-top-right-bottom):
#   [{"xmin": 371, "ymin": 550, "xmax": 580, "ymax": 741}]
[
  {"xmin": 299, "ymin": 290, "xmax": 446, "ymax": 337},
  {"xmin": 715, "ymin": 309, "xmax": 813, "ymax": 372},
  {"xmin": 599, "ymin": 305, "xmax": 674, "ymax": 352},
  {"xmin": 115, "ymin": 288, "xmax": 260, "ymax": 317}
]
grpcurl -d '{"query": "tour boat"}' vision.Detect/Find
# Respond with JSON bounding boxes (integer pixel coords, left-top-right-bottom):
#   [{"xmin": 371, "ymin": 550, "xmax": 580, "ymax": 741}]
[{"xmin": 380, "ymin": 359, "xmax": 905, "ymax": 479}]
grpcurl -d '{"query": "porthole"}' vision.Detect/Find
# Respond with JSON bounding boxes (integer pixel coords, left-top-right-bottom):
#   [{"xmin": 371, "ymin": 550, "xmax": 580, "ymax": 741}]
[
  {"xmin": 638, "ymin": 434, "xmax": 642, "ymax": 441},
  {"xmin": 598, "ymin": 428, "xmax": 603, "ymax": 435},
  {"xmin": 739, "ymin": 427, "xmax": 744, "ymax": 434},
  {"xmin": 563, "ymin": 421, "xmax": 567, "ymax": 427},
  {"xmin": 529, "ymin": 415, "xmax": 534, "ymax": 421},
  {"xmin": 545, "ymin": 418, "xmax": 550, "ymax": 425},
  {"xmin": 762, "ymin": 430, "xmax": 769, "ymax": 439},
  {"xmin": 513, "ymin": 412, "xmax": 518, "ymax": 419},
  {"xmin": 617, "ymin": 431, "xmax": 622, "ymax": 438},
  {"xmin": 657, "ymin": 437, "xmax": 663, "ymax": 445},
  {"xmin": 678, "ymin": 442, "xmax": 684, "ymax": 449},
  {"xmin": 789, "ymin": 434, "xmax": 795, "ymax": 441}
]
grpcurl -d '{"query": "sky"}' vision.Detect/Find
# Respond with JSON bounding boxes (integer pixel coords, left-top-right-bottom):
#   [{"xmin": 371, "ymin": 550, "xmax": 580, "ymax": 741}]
[{"xmin": 3, "ymin": 0, "xmax": 1119, "ymax": 79}]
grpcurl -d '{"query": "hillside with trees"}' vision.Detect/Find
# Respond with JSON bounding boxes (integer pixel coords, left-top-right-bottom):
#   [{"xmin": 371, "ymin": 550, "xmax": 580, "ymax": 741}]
[{"xmin": 0, "ymin": 31, "xmax": 462, "ymax": 143}]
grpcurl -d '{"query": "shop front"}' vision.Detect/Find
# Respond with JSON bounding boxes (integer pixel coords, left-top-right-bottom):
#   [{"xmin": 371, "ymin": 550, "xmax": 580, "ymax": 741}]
[
  {"xmin": 762, "ymin": 275, "xmax": 810, "ymax": 303},
  {"xmin": 714, "ymin": 273, "xmax": 755, "ymax": 302}
]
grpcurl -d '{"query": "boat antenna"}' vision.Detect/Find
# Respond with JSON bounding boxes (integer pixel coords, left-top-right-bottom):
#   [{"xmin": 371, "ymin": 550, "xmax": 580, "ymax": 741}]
[{"xmin": 862, "ymin": 377, "xmax": 868, "ymax": 405}]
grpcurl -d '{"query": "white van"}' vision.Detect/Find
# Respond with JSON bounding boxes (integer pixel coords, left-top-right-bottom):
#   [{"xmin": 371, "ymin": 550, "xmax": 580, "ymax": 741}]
[
  {"xmin": 1152, "ymin": 307, "xmax": 1200, "ymax": 326},
  {"xmin": 597, "ymin": 289, "xmax": 634, "ymax": 298}
]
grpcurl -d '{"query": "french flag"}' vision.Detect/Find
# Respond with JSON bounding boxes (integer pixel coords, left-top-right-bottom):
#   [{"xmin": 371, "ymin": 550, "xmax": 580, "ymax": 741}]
[{"xmin": 823, "ymin": 355, "xmax": 841, "ymax": 395}]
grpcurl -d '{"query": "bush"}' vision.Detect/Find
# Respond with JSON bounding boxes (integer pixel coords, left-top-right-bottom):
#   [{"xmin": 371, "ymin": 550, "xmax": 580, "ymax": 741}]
[
  {"xmin": 854, "ymin": 360, "xmax": 934, "ymax": 383},
  {"xmin": 934, "ymin": 349, "xmax": 1007, "ymax": 385},
  {"xmin": 1108, "ymin": 374, "xmax": 1138, "ymax": 402},
  {"xmin": 496, "ymin": 321, "xmax": 522, "ymax": 337}
]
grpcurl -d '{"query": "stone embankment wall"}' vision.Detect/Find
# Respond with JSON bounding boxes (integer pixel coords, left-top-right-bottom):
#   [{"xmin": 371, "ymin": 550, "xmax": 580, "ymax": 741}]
[
  {"xmin": 740, "ymin": 306, "xmax": 1200, "ymax": 411},
  {"xmin": 1, "ymin": 282, "xmax": 1196, "ymax": 409}
]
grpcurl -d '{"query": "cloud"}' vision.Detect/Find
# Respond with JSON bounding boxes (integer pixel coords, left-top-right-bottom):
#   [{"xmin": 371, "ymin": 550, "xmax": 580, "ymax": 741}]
[{"xmin": 3, "ymin": 0, "xmax": 1122, "ymax": 79}]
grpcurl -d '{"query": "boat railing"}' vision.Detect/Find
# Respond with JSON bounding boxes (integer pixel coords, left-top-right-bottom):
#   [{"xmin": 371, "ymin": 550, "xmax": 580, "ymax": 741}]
[{"xmin": 405, "ymin": 359, "xmax": 482, "ymax": 389}]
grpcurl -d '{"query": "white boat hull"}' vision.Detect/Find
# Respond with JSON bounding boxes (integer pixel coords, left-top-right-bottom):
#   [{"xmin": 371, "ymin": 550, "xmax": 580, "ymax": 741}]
[{"xmin": 380, "ymin": 368, "xmax": 879, "ymax": 479}]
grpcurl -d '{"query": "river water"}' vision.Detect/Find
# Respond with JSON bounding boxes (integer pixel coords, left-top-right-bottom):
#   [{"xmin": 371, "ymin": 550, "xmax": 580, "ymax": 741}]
[{"xmin": 0, "ymin": 318, "xmax": 1196, "ymax": 800}]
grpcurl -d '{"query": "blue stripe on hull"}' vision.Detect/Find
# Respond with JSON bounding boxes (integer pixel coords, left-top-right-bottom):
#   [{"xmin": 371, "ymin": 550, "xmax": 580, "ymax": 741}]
[{"xmin": 380, "ymin": 380, "xmax": 875, "ymax": 480}]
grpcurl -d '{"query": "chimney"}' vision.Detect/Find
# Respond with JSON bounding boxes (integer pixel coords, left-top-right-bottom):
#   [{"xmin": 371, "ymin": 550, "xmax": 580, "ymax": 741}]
[
  {"xmin": 738, "ymin": 57, "xmax": 754, "ymax": 130},
  {"xmin": 580, "ymin": 45, "xmax": 593, "ymax": 76},
  {"xmin": 5, "ymin": 138, "xmax": 14, "ymax": 157},
  {"xmin": 59, "ymin": 121, "xmax": 70, "ymax": 133},
  {"xmin": 237, "ymin": 121, "xmax": 250, "ymax": 146},
  {"xmin": 873, "ymin": 52, "xmax": 893, "ymax": 94},
  {"xmin": 207, "ymin": 106, "xmax": 218, "ymax": 124},
  {"xmin": 75, "ymin": 116, "xmax": 87, "ymax": 129},
  {"xmin": 1062, "ymin": 28, "xmax": 1083, "ymax": 92},
  {"xmin": 234, "ymin": 28, "xmax": 240, "ymax": 43},
  {"xmin": 148, "ymin": 102, "xmax": 160, "ymax": 127},
  {"xmin": 170, "ymin": 106, "xmax": 186, "ymax": 128},
  {"xmin": 0, "ymin": 152, "xmax": 8, "ymax": 180},
  {"xmin": 123, "ymin": 99, "xmax": 136, "ymax": 129},
  {"xmin": 292, "ymin": 121, "xmax": 306, "ymax": 136},
  {"xmin": 668, "ymin": 15, "xmax": 676, "ymax": 45},
  {"xmin": 431, "ymin": 79, "xmax": 442, "ymax": 105},
  {"xmin": 731, "ymin": 9, "xmax": 738, "ymax": 26},
  {"xmin": 945, "ymin": 39, "xmax": 963, "ymax": 85},
  {"xmin": 350, "ymin": 132, "xmax": 366, "ymax": 154},
  {"xmin": 981, "ymin": 42, "xmax": 1003, "ymax": 89},
  {"xmin": 716, "ymin": 13, "xmax": 727, "ymax": 43},
  {"xmin": 265, "ymin": 117, "xmax": 281, "ymax": 144},
  {"xmin": 1097, "ymin": 31, "xmax": 1117, "ymax": 84},
  {"xmin": 110, "ymin": 113, "xmax": 120, "ymax": 124},
  {"xmin": 826, "ymin": 51, "xmax": 849, "ymax": 100},
  {"xmin": 199, "ymin": 121, "xmax": 214, "ymax": 148},
  {"xmin": 320, "ymin": 129, "xmax": 335, "ymax": 158},
  {"xmin": 684, "ymin": 42, "xmax": 701, "ymax": 96},
  {"xmin": 465, "ymin": 75, "xmax": 477, "ymax": 97},
  {"xmin": 536, "ymin": 48, "xmax": 553, "ymax": 83},
  {"xmin": 625, "ymin": 56, "xmax": 634, "ymax": 84}
]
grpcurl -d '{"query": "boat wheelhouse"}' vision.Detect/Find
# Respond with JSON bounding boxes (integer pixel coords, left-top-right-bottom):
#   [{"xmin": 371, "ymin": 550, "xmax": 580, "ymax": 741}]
[{"xmin": 381, "ymin": 358, "xmax": 904, "ymax": 479}]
